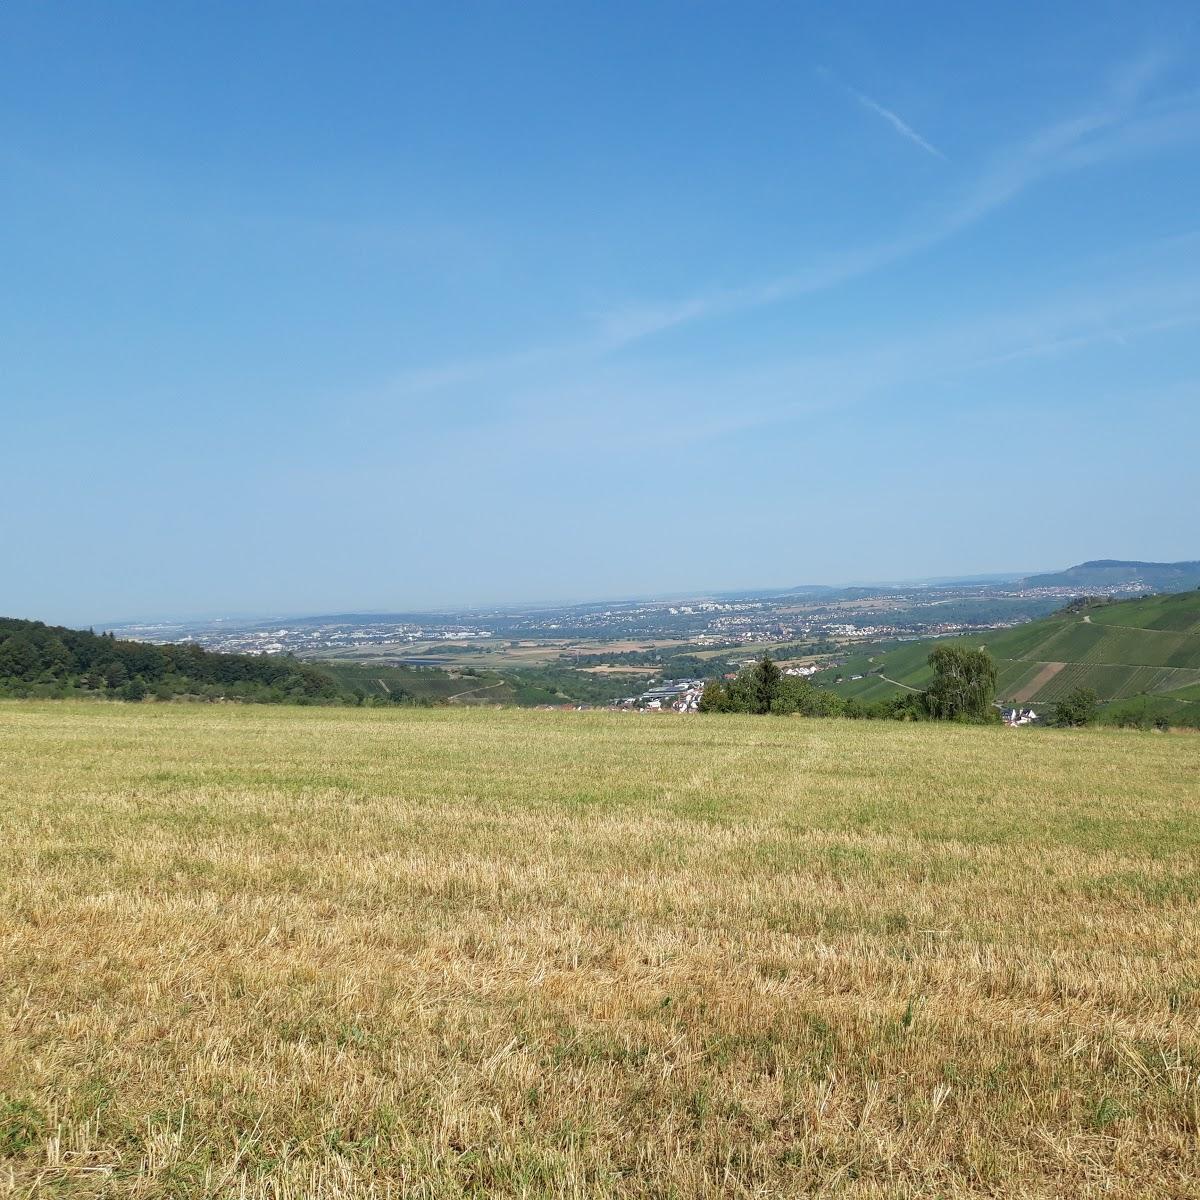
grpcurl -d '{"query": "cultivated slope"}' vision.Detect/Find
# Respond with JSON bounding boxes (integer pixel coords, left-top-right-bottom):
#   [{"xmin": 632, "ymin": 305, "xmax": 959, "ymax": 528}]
[{"xmin": 818, "ymin": 590, "xmax": 1200, "ymax": 722}]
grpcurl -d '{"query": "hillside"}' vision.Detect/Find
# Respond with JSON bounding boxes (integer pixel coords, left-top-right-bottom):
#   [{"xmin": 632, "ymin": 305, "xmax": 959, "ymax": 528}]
[
  {"xmin": 0, "ymin": 616, "xmax": 342, "ymax": 703},
  {"xmin": 816, "ymin": 589, "xmax": 1200, "ymax": 726},
  {"xmin": 1021, "ymin": 559, "xmax": 1200, "ymax": 592}
]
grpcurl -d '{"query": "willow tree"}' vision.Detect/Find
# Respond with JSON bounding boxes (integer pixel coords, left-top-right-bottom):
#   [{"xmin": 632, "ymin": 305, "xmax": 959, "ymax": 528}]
[{"xmin": 922, "ymin": 645, "xmax": 997, "ymax": 722}]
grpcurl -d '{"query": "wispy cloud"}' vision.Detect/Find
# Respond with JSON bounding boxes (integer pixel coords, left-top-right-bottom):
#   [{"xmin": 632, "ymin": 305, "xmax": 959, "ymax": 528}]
[
  {"xmin": 591, "ymin": 53, "xmax": 1189, "ymax": 344},
  {"xmin": 338, "ymin": 231, "xmax": 1200, "ymax": 478},
  {"xmin": 497, "ymin": 252, "xmax": 1200, "ymax": 454},
  {"xmin": 376, "ymin": 53, "xmax": 1195, "ymax": 403},
  {"xmin": 845, "ymin": 84, "xmax": 948, "ymax": 160}
]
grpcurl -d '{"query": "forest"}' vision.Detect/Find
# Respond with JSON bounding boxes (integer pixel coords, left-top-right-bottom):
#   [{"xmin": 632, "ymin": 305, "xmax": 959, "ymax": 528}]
[{"xmin": 0, "ymin": 617, "xmax": 342, "ymax": 703}]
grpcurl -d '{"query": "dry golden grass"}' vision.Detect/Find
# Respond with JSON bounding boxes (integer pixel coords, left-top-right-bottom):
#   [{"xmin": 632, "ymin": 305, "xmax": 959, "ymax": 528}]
[{"xmin": 2, "ymin": 701, "xmax": 1199, "ymax": 1198}]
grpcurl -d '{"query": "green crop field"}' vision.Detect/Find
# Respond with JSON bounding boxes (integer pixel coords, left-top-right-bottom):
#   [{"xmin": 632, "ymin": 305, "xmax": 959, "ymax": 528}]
[
  {"xmin": 817, "ymin": 591, "xmax": 1200, "ymax": 722},
  {"xmin": 3, "ymin": 701, "xmax": 1200, "ymax": 1198}
]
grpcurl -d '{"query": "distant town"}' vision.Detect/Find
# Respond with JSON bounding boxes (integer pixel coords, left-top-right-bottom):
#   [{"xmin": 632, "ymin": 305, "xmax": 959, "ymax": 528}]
[{"xmin": 107, "ymin": 578, "xmax": 1150, "ymax": 660}]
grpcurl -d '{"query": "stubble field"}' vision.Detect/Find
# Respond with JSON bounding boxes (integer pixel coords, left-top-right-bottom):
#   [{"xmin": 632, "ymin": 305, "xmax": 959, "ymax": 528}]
[{"xmin": 1, "ymin": 702, "xmax": 1199, "ymax": 1197}]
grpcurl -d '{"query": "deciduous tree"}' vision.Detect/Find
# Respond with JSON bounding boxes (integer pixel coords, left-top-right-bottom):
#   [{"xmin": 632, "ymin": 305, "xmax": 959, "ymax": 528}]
[{"xmin": 921, "ymin": 645, "xmax": 997, "ymax": 722}]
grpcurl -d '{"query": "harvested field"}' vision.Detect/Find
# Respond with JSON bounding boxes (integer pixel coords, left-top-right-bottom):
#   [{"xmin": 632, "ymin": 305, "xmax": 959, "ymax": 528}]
[{"xmin": 2, "ymin": 702, "xmax": 1199, "ymax": 1198}]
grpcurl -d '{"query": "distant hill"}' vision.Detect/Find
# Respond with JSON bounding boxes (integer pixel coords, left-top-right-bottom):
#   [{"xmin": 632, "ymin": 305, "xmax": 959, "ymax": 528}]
[
  {"xmin": 815, "ymin": 590, "xmax": 1200, "ymax": 728},
  {"xmin": 1021, "ymin": 560, "xmax": 1200, "ymax": 593}
]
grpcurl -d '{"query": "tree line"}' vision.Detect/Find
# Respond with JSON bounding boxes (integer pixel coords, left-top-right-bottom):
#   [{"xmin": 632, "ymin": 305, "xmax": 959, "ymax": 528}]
[
  {"xmin": 699, "ymin": 648, "xmax": 1134, "ymax": 727},
  {"xmin": 698, "ymin": 646, "xmax": 1001, "ymax": 721}
]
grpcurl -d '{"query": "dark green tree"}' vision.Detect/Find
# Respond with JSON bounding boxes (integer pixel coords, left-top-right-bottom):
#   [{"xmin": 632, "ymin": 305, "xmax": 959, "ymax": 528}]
[
  {"xmin": 1052, "ymin": 687, "xmax": 1099, "ymax": 727},
  {"xmin": 0, "ymin": 634, "xmax": 39, "ymax": 679},
  {"xmin": 104, "ymin": 660, "xmax": 129, "ymax": 689},
  {"xmin": 41, "ymin": 637, "xmax": 72, "ymax": 676},
  {"xmin": 697, "ymin": 679, "xmax": 730, "ymax": 712},
  {"xmin": 750, "ymin": 654, "xmax": 782, "ymax": 714}
]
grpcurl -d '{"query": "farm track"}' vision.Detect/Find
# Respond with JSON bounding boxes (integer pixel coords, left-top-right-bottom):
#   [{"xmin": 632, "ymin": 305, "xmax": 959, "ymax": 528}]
[
  {"xmin": 878, "ymin": 673, "xmax": 919, "ymax": 692},
  {"xmin": 1087, "ymin": 618, "xmax": 1194, "ymax": 635},
  {"xmin": 447, "ymin": 680, "xmax": 508, "ymax": 702}
]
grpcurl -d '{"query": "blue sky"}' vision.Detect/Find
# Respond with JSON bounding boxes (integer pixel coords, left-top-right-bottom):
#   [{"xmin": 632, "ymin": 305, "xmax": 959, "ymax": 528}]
[{"xmin": 3, "ymin": 2, "xmax": 1199, "ymax": 623}]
